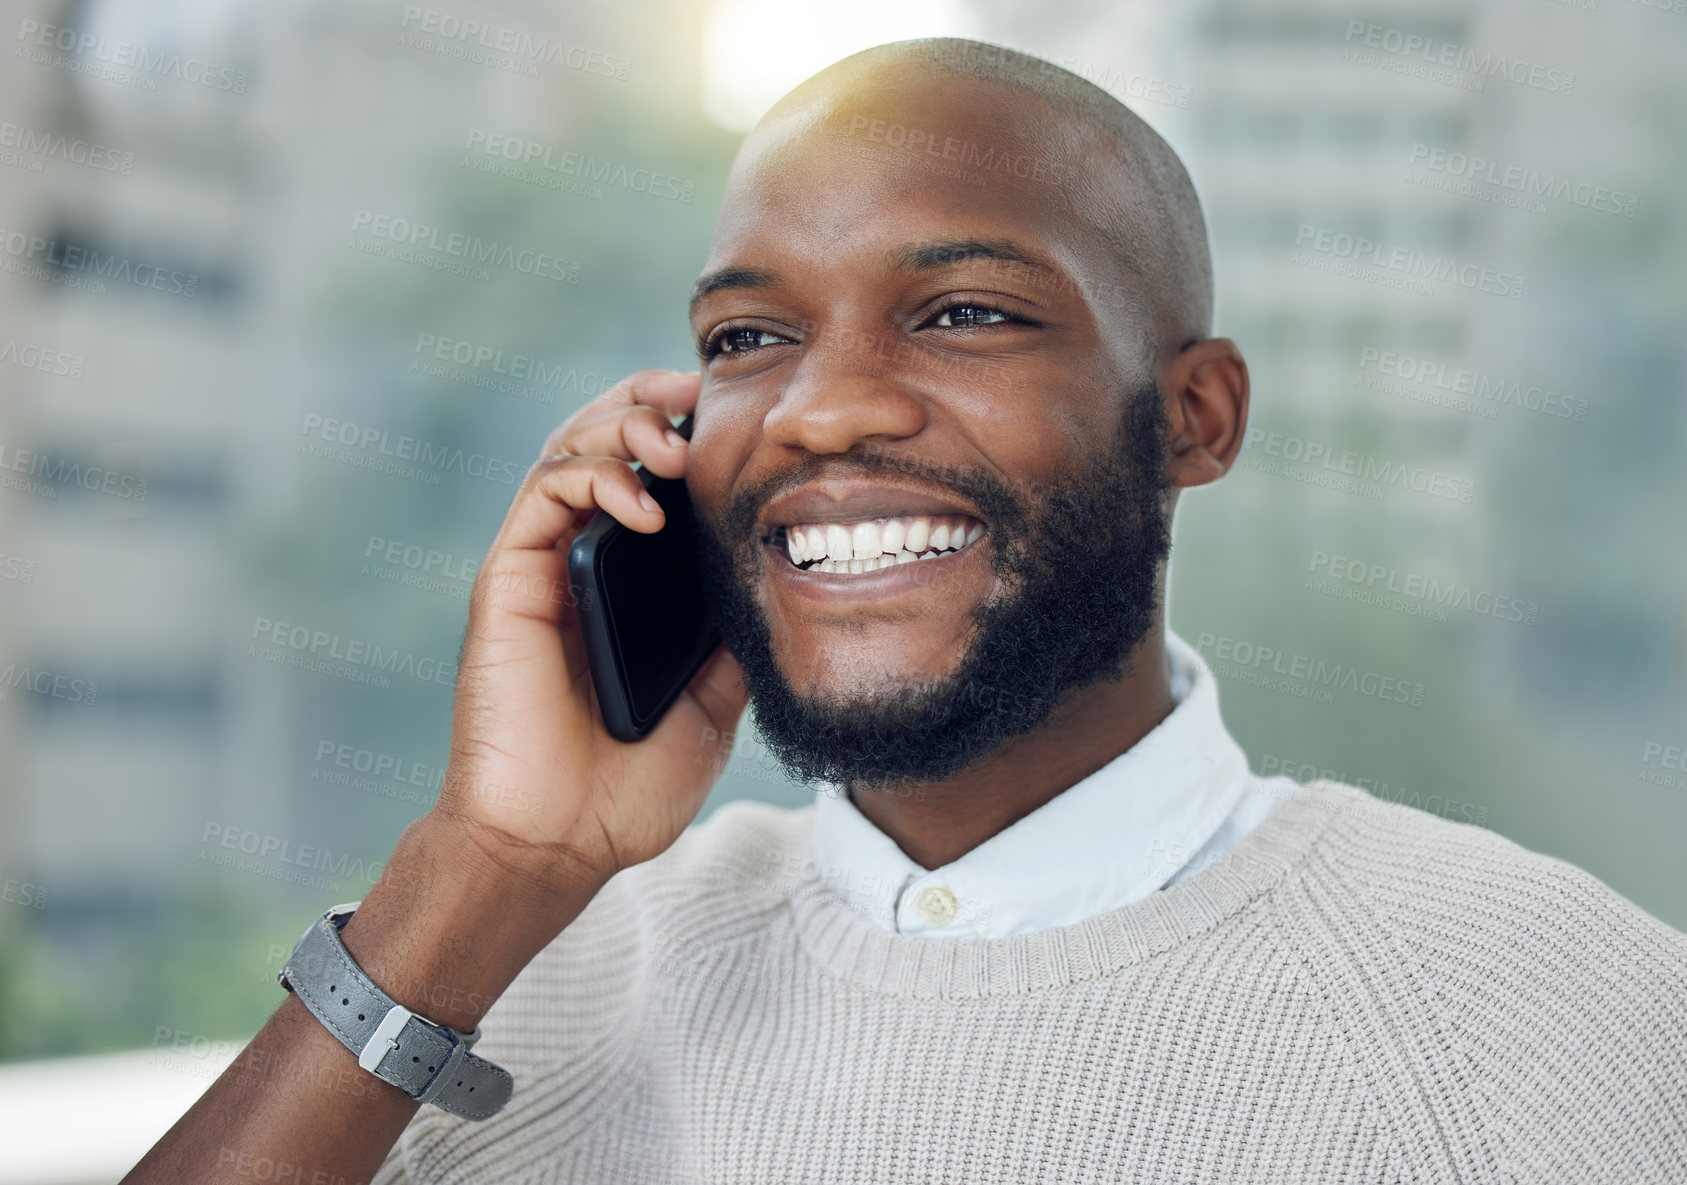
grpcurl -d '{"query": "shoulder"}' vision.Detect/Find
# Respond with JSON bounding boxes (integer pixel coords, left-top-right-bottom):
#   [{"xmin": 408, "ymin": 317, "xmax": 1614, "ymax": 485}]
[
  {"xmin": 1283, "ymin": 781, "xmax": 1687, "ymax": 1177},
  {"xmin": 1302, "ymin": 779, "xmax": 1686, "ymax": 965}
]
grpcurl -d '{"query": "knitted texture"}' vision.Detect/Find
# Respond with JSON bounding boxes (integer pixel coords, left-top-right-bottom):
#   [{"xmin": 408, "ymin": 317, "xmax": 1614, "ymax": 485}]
[{"xmin": 373, "ymin": 781, "xmax": 1687, "ymax": 1184}]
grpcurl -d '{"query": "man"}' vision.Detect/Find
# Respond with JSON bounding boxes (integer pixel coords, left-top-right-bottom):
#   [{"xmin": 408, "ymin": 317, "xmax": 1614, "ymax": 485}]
[{"xmin": 128, "ymin": 38, "xmax": 1686, "ymax": 1185}]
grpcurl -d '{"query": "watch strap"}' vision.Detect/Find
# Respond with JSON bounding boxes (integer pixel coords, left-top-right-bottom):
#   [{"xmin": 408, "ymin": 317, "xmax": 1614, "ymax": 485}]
[{"xmin": 279, "ymin": 902, "xmax": 513, "ymax": 1120}]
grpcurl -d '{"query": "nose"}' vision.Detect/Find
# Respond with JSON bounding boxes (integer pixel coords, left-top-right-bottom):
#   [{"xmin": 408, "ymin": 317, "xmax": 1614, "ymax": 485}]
[{"xmin": 761, "ymin": 327, "xmax": 928, "ymax": 456}]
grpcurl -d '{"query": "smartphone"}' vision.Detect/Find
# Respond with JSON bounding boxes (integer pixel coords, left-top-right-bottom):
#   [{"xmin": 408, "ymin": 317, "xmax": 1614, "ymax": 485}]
[{"xmin": 567, "ymin": 415, "xmax": 721, "ymax": 742}]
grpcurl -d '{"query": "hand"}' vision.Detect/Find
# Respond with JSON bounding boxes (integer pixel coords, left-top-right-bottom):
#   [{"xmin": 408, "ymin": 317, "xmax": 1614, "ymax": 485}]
[{"xmin": 435, "ymin": 369, "xmax": 748, "ymax": 899}]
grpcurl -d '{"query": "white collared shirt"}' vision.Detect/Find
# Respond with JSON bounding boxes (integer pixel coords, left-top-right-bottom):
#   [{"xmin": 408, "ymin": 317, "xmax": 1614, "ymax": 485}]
[{"xmin": 810, "ymin": 629, "xmax": 1286, "ymax": 938}]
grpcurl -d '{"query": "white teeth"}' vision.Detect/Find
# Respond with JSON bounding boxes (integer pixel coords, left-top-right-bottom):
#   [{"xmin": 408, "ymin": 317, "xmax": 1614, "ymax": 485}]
[
  {"xmin": 783, "ymin": 514, "xmax": 984, "ymax": 573},
  {"xmin": 851, "ymin": 521, "xmax": 882, "ymax": 560}
]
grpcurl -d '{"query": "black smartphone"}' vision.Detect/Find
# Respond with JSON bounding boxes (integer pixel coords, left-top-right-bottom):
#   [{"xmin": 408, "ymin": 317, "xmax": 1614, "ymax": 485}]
[{"xmin": 567, "ymin": 414, "xmax": 721, "ymax": 742}]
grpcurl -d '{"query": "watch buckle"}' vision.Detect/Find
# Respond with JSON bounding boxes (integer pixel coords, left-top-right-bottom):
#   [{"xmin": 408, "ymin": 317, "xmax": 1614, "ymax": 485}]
[{"xmin": 358, "ymin": 1003, "xmax": 414, "ymax": 1074}]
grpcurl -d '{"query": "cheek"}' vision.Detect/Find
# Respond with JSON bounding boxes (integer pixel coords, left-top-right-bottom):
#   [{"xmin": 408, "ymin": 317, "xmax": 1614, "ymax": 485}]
[
  {"xmin": 936, "ymin": 365, "xmax": 1107, "ymax": 490},
  {"xmin": 684, "ymin": 416, "xmax": 753, "ymax": 520}
]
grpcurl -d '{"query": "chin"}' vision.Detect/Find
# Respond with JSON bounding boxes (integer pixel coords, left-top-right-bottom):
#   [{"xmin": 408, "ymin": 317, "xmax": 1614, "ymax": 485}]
[{"xmin": 763, "ymin": 618, "xmax": 975, "ymax": 701}]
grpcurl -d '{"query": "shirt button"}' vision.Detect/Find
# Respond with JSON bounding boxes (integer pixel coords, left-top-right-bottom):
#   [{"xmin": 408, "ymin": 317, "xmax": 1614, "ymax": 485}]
[{"xmin": 915, "ymin": 886, "xmax": 957, "ymax": 926}]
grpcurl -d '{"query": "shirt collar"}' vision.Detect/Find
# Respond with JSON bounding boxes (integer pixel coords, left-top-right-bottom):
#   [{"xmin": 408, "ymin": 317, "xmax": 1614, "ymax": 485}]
[{"xmin": 810, "ymin": 628, "xmax": 1254, "ymax": 938}]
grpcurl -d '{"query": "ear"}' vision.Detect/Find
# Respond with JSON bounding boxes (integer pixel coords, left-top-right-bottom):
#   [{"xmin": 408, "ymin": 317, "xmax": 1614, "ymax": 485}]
[{"xmin": 1159, "ymin": 338, "xmax": 1249, "ymax": 491}]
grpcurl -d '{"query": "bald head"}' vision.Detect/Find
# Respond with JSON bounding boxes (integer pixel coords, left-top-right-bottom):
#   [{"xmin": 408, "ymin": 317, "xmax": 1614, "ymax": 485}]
[
  {"xmin": 685, "ymin": 39, "xmax": 1251, "ymax": 790},
  {"xmin": 736, "ymin": 37, "xmax": 1214, "ymax": 352}
]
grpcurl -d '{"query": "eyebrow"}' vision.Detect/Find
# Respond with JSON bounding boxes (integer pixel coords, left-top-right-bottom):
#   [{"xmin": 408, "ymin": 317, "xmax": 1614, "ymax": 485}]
[
  {"xmin": 688, "ymin": 238, "xmax": 1063, "ymax": 317},
  {"xmin": 893, "ymin": 238, "xmax": 1060, "ymax": 280},
  {"xmin": 689, "ymin": 265, "xmax": 778, "ymax": 314}
]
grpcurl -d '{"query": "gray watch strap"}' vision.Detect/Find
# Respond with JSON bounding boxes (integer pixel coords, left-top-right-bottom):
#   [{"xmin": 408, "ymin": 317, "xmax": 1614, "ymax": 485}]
[{"xmin": 278, "ymin": 902, "xmax": 513, "ymax": 1120}]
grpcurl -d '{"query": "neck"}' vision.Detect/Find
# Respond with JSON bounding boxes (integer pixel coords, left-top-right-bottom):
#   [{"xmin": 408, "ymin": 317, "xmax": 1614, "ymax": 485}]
[{"xmin": 848, "ymin": 630, "xmax": 1175, "ymax": 870}]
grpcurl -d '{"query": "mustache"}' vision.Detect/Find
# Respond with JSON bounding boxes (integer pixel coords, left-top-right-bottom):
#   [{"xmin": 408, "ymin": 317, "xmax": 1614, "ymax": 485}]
[{"xmin": 709, "ymin": 447, "xmax": 1034, "ymax": 552}]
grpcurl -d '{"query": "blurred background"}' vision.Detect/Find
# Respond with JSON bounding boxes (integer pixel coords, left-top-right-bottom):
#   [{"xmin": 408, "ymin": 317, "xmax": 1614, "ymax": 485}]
[{"xmin": 0, "ymin": 0, "xmax": 1682, "ymax": 1179}]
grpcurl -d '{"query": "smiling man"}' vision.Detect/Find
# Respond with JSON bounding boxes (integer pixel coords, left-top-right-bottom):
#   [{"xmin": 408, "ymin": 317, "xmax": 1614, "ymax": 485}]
[{"xmin": 128, "ymin": 38, "xmax": 1686, "ymax": 1185}]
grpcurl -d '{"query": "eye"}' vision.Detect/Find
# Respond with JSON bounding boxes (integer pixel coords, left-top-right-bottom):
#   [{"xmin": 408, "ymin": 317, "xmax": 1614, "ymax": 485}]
[
  {"xmin": 703, "ymin": 326, "xmax": 793, "ymax": 359},
  {"xmin": 928, "ymin": 303, "xmax": 1014, "ymax": 329}
]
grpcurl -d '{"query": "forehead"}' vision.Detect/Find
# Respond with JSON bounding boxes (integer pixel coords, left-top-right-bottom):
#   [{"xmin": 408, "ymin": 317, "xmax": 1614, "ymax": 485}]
[{"xmin": 703, "ymin": 76, "xmax": 1128, "ymax": 294}]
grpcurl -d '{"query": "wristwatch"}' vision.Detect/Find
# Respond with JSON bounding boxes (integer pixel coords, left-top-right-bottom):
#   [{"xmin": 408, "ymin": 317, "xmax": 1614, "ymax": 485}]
[{"xmin": 278, "ymin": 902, "xmax": 513, "ymax": 1120}]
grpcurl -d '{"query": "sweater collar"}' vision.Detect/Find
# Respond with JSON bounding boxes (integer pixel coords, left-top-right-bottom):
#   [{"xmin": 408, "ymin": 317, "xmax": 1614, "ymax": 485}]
[
  {"xmin": 810, "ymin": 629, "xmax": 1256, "ymax": 938},
  {"xmin": 785, "ymin": 777, "xmax": 1353, "ymax": 1000}
]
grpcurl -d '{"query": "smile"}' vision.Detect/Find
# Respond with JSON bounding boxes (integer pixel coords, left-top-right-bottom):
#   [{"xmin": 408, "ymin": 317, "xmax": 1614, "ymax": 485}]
[{"xmin": 772, "ymin": 514, "xmax": 986, "ymax": 574}]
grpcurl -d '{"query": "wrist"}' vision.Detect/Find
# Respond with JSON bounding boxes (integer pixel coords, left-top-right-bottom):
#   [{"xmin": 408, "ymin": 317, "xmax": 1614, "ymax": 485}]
[{"xmin": 338, "ymin": 812, "xmax": 603, "ymax": 1032}]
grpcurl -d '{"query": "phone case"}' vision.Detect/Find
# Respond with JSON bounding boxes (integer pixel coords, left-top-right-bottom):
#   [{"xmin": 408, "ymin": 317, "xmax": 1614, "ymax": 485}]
[{"xmin": 566, "ymin": 419, "xmax": 719, "ymax": 742}]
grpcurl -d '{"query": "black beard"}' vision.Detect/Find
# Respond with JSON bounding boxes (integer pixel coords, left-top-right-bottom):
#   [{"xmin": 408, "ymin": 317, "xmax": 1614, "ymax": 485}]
[{"xmin": 694, "ymin": 385, "xmax": 1173, "ymax": 793}]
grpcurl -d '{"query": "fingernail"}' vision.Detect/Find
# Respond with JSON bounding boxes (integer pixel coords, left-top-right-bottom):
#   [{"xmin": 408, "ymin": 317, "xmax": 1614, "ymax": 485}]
[
  {"xmin": 639, "ymin": 490, "xmax": 661, "ymax": 513},
  {"xmin": 664, "ymin": 429, "xmax": 687, "ymax": 448}
]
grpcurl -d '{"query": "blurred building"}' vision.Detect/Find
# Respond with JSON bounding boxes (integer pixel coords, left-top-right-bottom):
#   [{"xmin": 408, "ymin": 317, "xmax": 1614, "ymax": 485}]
[{"xmin": 1, "ymin": 0, "xmax": 1682, "ymax": 1088}]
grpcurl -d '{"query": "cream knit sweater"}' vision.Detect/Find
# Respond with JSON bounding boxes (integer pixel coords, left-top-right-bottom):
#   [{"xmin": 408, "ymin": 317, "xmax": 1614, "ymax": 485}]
[{"xmin": 374, "ymin": 781, "xmax": 1687, "ymax": 1184}]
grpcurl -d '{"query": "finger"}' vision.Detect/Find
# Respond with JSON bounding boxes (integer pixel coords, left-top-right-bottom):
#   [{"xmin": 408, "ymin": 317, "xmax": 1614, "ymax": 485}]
[
  {"xmin": 600, "ymin": 367, "xmax": 701, "ymax": 419},
  {"xmin": 495, "ymin": 456, "xmax": 665, "ymax": 554},
  {"xmin": 542, "ymin": 370, "xmax": 699, "ymax": 456},
  {"xmin": 552, "ymin": 403, "xmax": 690, "ymax": 480}
]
